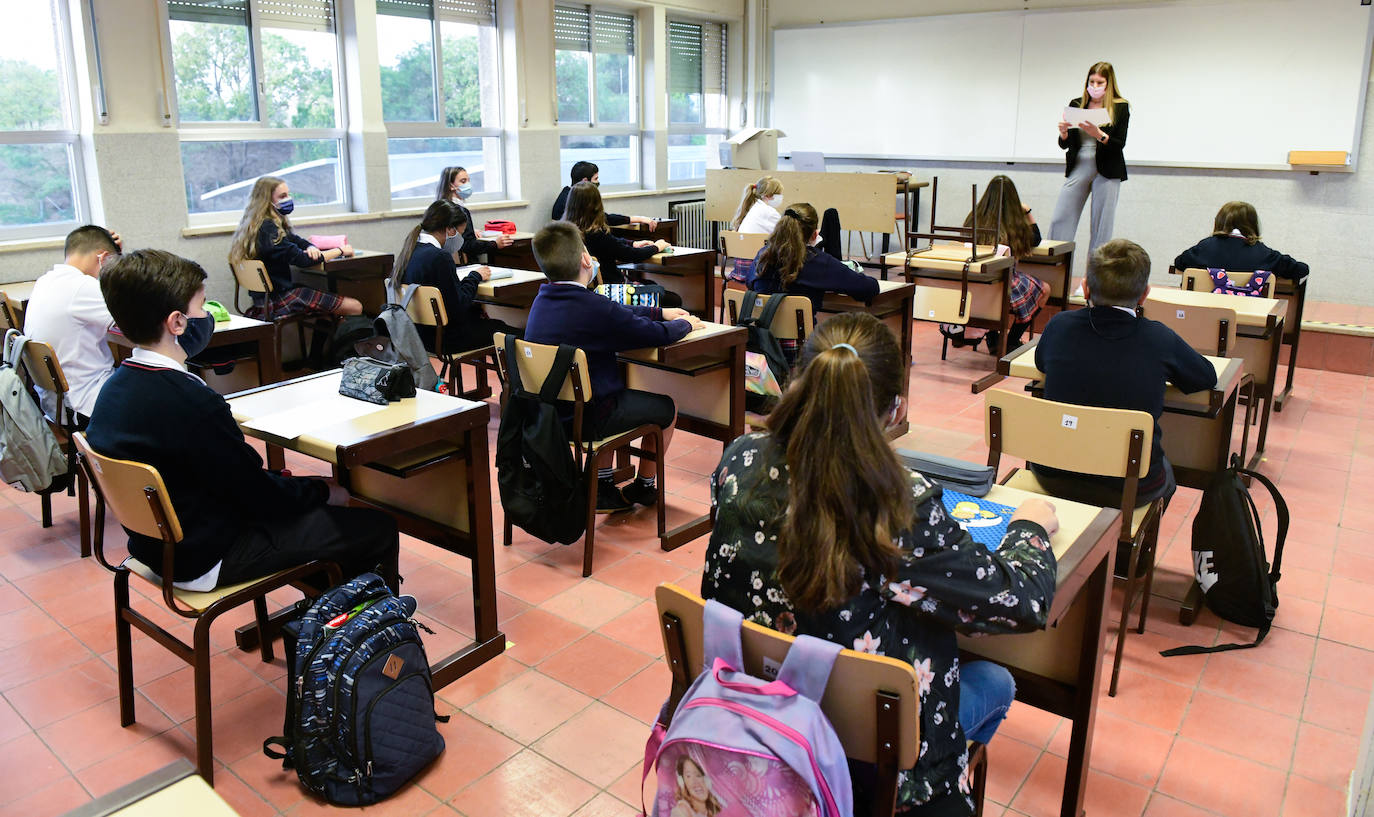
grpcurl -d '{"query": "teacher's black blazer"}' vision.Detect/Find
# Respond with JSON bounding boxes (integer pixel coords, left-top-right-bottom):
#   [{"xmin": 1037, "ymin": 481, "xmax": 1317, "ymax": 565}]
[{"xmin": 1058, "ymin": 99, "xmax": 1130, "ymax": 181}]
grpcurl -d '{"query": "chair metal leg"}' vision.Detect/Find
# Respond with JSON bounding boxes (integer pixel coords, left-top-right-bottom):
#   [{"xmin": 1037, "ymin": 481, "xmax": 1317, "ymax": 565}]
[
  {"xmin": 1137, "ymin": 523, "xmax": 1161, "ymax": 635},
  {"xmin": 969, "ymin": 742, "xmax": 988, "ymax": 817},
  {"xmin": 253, "ymin": 596, "xmax": 274, "ymax": 663},
  {"xmin": 1109, "ymin": 542, "xmax": 1140, "ymax": 697},
  {"xmin": 113, "ymin": 572, "xmax": 135, "ymax": 727},
  {"xmin": 192, "ymin": 618, "xmax": 215, "ymax": 785},
  {"xmin": 655, "ymin": 431, "xmax": 667, "ymax": 542},
  {"xmin": 582, "ymin": 460, "xmax": 599, "ymax": 577},
  {"xmin": 77, "ymin": 470, "xmax": 91, "ymax": 558},
  {"xmin": 41, "ymin": 492, "xmax": 52, "ymax": 528},
  {"xmin": 502, "ymin": 515, "xmax": 512, "ymax": 547}
]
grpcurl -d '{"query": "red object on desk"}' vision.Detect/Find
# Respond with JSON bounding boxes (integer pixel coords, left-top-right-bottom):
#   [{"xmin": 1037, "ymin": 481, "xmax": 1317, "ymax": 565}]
[{"xmin": 483, "ymin": 220, "xmax": 517, "ymax": 234}]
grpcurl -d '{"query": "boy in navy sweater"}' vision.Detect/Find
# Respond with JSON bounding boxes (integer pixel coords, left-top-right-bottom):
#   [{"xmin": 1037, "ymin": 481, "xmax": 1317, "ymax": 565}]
[
  {"xmin": 85, "ymin": 249, "xmax": 399, "ymax": 591},
  {"xmin": 1033, "ymin": 239, "xmax": 1216, "ymax": 515},
  {"xmin": 525, "ymin": 222, "xmax": 702, "ymax": 512}
]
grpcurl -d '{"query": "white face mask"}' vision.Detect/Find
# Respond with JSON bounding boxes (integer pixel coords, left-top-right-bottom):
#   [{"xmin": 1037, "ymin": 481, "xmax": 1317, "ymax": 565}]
[{"xmin": 766, "ymin": 195, "xmax": 784, "ymax": 209}]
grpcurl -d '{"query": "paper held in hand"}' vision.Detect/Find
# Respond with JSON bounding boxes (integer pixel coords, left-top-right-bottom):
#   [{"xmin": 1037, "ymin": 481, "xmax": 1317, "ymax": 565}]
[{"xmin": 1062, "ymin": 106, "xmax": 1111, "ymax": 128}]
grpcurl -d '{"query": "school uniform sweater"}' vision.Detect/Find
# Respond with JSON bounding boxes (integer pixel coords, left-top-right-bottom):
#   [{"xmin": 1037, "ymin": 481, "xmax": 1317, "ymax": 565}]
[
  {"xmin": 85, "ymin": 356, "xmax": 328, "ymax": 582},
  {"xmin": 1033, "ymin": 307, "xmax": 1217, "ymax": 493},
  {"xmin": 523, "ymin": 283, "xmax": 691, "ymax": 400},
  {"xmin": 748, "ymin": 245, "xmax": 881, "ymax": 313},
  {"xmin": 551, "ymin": 186, "xmax": 631, "ymax": 225},
  {"xmin": 1058, "ymin": 100, "xmax": 1131, "ymax": 181},
  {"xmin": 401, "ymin": 237, "xmax": 486, "ymax": 350},
  {"xmin": 581, "ymin": 228, "xmax": 659, "ymax": 285},
  {"xmin": 1173, "ymin": 235, "xmax": 1309, "ymax": 281},
  {"xmin": 254, "ymin": 221, "xmax": 316, "ymax": 295}
]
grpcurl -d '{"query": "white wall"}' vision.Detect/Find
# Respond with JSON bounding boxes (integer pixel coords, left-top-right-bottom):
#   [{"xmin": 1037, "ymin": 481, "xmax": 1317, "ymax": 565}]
[{"xmin": 0, "ymin": 0, "xmax": 744, "ymax": 306}]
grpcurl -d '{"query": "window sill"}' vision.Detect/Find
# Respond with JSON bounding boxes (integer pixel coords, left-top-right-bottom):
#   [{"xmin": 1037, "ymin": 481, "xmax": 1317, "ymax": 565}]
[
  {"xmin": 602, "ymin": 186, "xmax": 704, "ymax": 200},
  {"xmin": 0, "ymin": 235, "xmax": 65, "ymax": 255},
  {"xmin": 180, "ymin": 200, "xmax": 531, "ymax": 238}
]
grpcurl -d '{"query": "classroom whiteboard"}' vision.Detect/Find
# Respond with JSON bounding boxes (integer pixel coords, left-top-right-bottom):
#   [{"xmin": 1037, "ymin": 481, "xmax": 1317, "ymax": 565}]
[{"xmin": 771, "ymin": 0, "xmax": 1374, "ymax": 170}]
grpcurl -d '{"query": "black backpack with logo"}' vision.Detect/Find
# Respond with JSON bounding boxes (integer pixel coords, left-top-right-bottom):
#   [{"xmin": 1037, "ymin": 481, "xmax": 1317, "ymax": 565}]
[
  {"xmin": 735, "ymin": 290, "xmax": 789, "ymax": 413},
  {"xmin": 1162, "ymin": 456, "xmax": 1288, "ymax": 656},
  {"xmin": 495, "ymin": 335, "xmax": 588, "ymax": 545}
]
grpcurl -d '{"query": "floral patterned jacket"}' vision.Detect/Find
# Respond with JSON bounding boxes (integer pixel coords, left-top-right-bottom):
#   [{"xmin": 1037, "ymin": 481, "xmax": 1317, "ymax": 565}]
[{"xmin": 701, "ymin": 432, "xmax": 1056, "ymax": 816}]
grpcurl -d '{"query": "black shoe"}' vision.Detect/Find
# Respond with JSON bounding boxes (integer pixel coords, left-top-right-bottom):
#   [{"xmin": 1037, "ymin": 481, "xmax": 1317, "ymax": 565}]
[
  {"xmin": 622, "ymin": 479, "xmax": 659, "ymax": 507},
  {"xmin": 984, "ymin": 331, "xmax": 1002, "ymax": 355},
  {"xmin": 595, "ymin": 479, "xmax": 632, "ymax": 513}
]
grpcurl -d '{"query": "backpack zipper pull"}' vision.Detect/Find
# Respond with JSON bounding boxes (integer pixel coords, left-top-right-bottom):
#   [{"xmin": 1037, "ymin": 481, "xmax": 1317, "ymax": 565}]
[
  {"xmin": 412, "ymin": 619, "xmax": 436, "ymax": 635},
  {"xmin": 366, "ymin": 761, "xmax": 373, "ymax": 778}
]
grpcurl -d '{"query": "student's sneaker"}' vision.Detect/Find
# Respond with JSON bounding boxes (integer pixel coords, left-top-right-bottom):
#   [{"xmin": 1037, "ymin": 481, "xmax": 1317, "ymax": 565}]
[
  {"xmin": 621, "ymin": 478, "xmax": 659, "ymax": 507},
  {"xmin": 595, "ymin": 478, "xmax": 632, "ymax": 513}
]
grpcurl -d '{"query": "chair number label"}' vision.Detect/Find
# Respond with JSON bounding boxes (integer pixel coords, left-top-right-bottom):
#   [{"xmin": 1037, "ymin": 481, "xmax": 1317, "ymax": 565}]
[
  {"xmin": 1176, "ymin": 309, "xmax": 1186, "ymax": 319},
  {"xmin": 1061, "ymin": 413, "xmax": 1078, "ymax": 430},
  {"xmin": 928, "ymin": 310, "xmax": 937, "ymax": 318},
  {"xmin": 523, "ymin": 347, "xmax": 532, "ymax": 357},
  {"xmin": 760, "ymin": 655, "xmax": 782, "ymax": 680}
]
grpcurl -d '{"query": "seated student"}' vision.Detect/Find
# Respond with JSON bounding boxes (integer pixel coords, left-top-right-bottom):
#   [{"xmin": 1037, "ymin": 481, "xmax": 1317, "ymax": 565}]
[
  {"xmin": 525, "ymin": 221, "xmax": 702, "ymax": 512},
  {"xmin": 85, "ymin": 249, "xmax": 399, "ymax": 591},
  {"xmin": 748, "ymin": 203, "xmax": 879, "ymax": 315},
  {"xmin": 551, "ymin": 161, "xmax": 659, "ymax": 229},
  {"xmin": 228, "ymin": 175, "xmax": 364, "ymax": 319},
  {"xmin": 394, "ymin": 200, "xmax": 519, "ymax": 353},
  {"xmin": 943, "ymin": 175, "xmax": 1048, "ymax": 354},
  {"xmin": 702, "ymin": 312, "xmax": 1059, "ymax": 817},
  {"xmin": 1032, "ymin": 239, "xmax": 1217, "ymax": 515},
  {"xmin": 1173, "ymin": 200, "xmax": 1309, "ymax": 281},
  {"xmin": 435, "ymin": 165, "xmax": 514, "ymax": 263},
  {"xmin": 22, "ymin": 224, "xmax": 122, "ymax": 423},
  {"xmin": 561, "ymin": 182, "xmax": 683, "ymax": 308}
]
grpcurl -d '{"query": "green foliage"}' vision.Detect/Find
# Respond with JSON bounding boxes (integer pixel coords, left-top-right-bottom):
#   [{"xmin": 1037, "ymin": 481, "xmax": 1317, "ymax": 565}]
[
  {"xmin": 262, "ymin": 32, "xmax": 335, "ymax": 129},
  {"xmin": 170, "ymin": 20, "xmax": 256, "ymax": 122},
  {"xmin": 0, "ymin": 61, "xmax": 72, "ymax": 227},
  {"xmin": 555, "ymin": 50, "xmax": 589, "ymax": 122},
  {"xmin": 0, "ymin": 59, "xmax": 62, "ymax": 130},
  {"xmin": 594, "ymin": 54, "xmax": 630, "ymax": 123},
  {"xmin": 380, "ymin": 40, "xmax": 436, "ymax": 122},
  {"xmin": 442, "ymin": 34, "xmax": 482, "ymax": 127}
]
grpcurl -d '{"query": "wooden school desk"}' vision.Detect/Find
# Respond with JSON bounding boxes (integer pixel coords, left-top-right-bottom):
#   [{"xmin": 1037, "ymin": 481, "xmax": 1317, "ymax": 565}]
[
  {"xmin": 483, "ymin": 231, "xmax": 540, "ymax": 271},
  {"xmin": 998, "ymin": 341, "xmax": 1249, "ymax": 489},
  {"xmin": 625, "ymin": 246, "xmax": 717, "ymax": 320},
  {"xmin": 1018, "ymin": 240, "xmax": 1076, "ymax": 308},
  {"xmin": 620, "ymin": 322, "xmax": 747, "ymax": 547},
  {"xmin": 958, "ymin": 482, "xmax": 1117, "ymax": 817},
  {"xmin": 0, "ymin": 280, "xmax": 36, "ymax": 329},
  {"xmin": 107, "ymin": 314, "xmax": 283, "ymax": 390},
  {"xmin": 883, "ymin": 245, "xmax": 1016, "ymax": 392},
  {"xmin": 291, "ymin": 249, "xmax": 394, "ymax": 315},
  {"xmin": 226, "ymin": 371, "xmax": 503, "ymax": 687},
  {"xmin": 471, "ymin": 266, "xmax": 548, "ymax": 329},
  {"xmin": 64, "ymin": 759, "xmax": 236, "ymax": 817},
  {"xmin": 818, "ymin": 279, "xmax": 917, "ymax": 435},
  {"xmin": 611, "ymin": 218, "xmax": 678, "ymax": 245}
]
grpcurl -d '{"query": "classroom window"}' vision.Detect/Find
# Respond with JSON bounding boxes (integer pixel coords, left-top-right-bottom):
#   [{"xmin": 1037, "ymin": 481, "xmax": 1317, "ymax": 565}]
[
  {"xmin": 165, "ymin": 0, "xmax": 349, "ymax": 217},
  {"xmin": 380, "ymin": 0, "xmax": 506, "ymax": 203},
  {"xmin": 555, "ymin": 5, "xmax": 640, "ymax": 188},
  {"xmin": 0, "ymin": 0, "xmax": 88, "ymax": 240},
  {"xmin": 667, "ymin": 19, "xmax": 727, "ymax": 184}
]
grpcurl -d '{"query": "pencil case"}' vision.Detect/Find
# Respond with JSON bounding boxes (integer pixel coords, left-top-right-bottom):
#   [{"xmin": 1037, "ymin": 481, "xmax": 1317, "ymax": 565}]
[
  {"xmin": 897, "ymin": 449, "xmax": 996, "ymax": 497},
  {"xmin": 483, "ymin": 220, "xmax": 517, "ymax": 234},
  {"xmin": 339, "ymin": 357, "xmax": 415, "ymax": 405}
]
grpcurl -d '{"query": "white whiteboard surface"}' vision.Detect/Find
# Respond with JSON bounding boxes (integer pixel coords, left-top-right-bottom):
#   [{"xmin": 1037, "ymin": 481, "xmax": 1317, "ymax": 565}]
[{"xmin": 771, "ymin": 0, "xmax": 1374, "ymax": 170}]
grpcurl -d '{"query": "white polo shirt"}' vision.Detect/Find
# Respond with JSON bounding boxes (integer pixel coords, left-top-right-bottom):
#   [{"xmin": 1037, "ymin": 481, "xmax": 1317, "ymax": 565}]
[{"xmin": 22, "ymin": 264, "xmax": 116, "ymax": 419}]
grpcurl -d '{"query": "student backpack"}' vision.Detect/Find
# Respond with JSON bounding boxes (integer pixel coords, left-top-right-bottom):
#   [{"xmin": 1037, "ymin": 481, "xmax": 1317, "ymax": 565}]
[
  {"xmin": 494, "ymin": 335, "xmax": 588, "ymax": 545},
  {"xmin": 263, "ymin": 573, "xmax": 446, "ymax": 806},
  {"xmin": 735, "ymin": 290, "xmax": 790, "ymax": 414},
  {"xmin": 370, "ymin": 284, "xmax": 440, "ymax": 392},
  {"xmin": 642, "ymin": 600, "xmax": 853, "ymax": 817},
  {"xmin": 0, "ymin": 330, "xmax": 68, "ymax": 493},
  {"xmin": 1162, "ymin": 455, "xmax": 1288, "ymax": 656}
]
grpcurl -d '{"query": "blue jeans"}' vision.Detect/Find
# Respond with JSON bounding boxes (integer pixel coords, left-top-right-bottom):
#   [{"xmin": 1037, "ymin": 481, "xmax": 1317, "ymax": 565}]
[{"xmin": 959, "ymin": 661, "xmax": 1015, "ymax": 745}]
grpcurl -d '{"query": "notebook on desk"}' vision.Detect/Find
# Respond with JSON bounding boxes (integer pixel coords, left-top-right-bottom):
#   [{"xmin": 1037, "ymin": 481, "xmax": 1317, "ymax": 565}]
[
  {"xmin": 941, "ymin": 489, "xmax": 1016, "ymax": 552},
  {"xmin": 458, "ymin": 266, "xmax": 513, "ymax": 281}
]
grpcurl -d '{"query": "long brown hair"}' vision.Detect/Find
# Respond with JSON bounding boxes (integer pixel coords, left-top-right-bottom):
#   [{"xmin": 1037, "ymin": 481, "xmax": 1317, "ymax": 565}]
[
  {"xmin": 391, "ymin": 200, "xmax": 466, "ymax": 299},
  {"xmin": 673, "ymin": 756, "xmax": 722, "ymax": 817},
  {"xmin": 433, "ymin": 166, "xmax": 466, "ymax": 201},
  {"xmin": 228, "ymin": 176, "xmax": 288, "ymax": 265},
  {"xmin": 731, "ymin": 175, "xmax": 782, "ymax": 229},
  {"xmin": 1078, "ymin": 61, "xmax": 1127, "ymax": 125},
  {"xmin": 963, "ymin": 176, "xmax": 1035, "ymax": 257},
  {"xmin": 562, "ymin": 180, "xmax": 610, "ymax": 234},
  {"xmin": 766, "ymin": 312, "xmax": 910, "ymax": 611},
  {"xmin": 756, "ymin": 203, "xmax": 818, "ymax": 288},
  {"xmin": 1212, "ymin": 201, "xmax": 1261, "ymax": 245}
]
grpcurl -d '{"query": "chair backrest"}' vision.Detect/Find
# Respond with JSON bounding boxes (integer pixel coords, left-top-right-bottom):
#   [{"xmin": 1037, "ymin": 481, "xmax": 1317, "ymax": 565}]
[
  {"xmin": 492, "ymin": 332, "xmax": 593, "ymax": 403},
  {"xmin": 230, "ymin": 259, "xmax": 273, "ymax": 295},
  {"xmin": 1141, "ymin": 297, "xmax": 1238, "ymax": 357},
  {"xmin": 913, "ymin": 284, "xmax": 971, "ymax": 325},
  {"xmin": 720, "ymin": 230, "xmax": 768, "ymax": 262},
  {"xmin": 1180, "ymin": 267, "xmax": 1276, "ymax": 298},
  {"xmin": 405, "ymin": 285, "xmax": 448, "ymax": 329},
  {"xmin": 73, "ymin": 432, "xmax": 183, "ymax": 545},
  {"xmin": 19, "ymin": 338, "xmax": 69, "ymax": 396},
  {"xmin": 654, "ymin": 583, "xmax": 919, "ymax": 769},
  {"xmin": 984, "ymin": 389, "xmax": 1152, "ymax": 481},
  {"xmin": 0, "ymin": 293, "xmax": 16, "ymax": 332},
  {"xmin": 723, "ymin": 290, "xmax": 814, "ymax": 341}
]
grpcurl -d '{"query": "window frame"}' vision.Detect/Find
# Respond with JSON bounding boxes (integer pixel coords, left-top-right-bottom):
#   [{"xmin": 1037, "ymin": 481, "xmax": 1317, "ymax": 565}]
[
  {"xmin": 160, "ymin": 0, "xmax": 352, "ymax": 224},
  {"xmin": 380, "ymin": 0, "xmax": 507, "ymax": 207},
  {"xmin": 665, "ymin": 17, "xmax": 727, "ymax": 187},
  {"xmin": 554, "ymin": 3, "xmax": 642, "ymax": 191},
  {"xmin": 0, "ymin": 0, "xmax": 91, "ymax": 242}
]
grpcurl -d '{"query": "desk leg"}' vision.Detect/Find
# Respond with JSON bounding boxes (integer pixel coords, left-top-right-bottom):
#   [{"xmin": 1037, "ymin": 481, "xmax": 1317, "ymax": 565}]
[
  {"xmin": 1247, "ymin": 324, "xmax": 1282, "ymax": 470},
  {"xmin": 1179, "ymin": 580, "xmax": 1204, "ymax": 626},
  {"xmin": 257, "ymin": 332, "xmax": 282, "ymax": 387},
  {"xmin": 1275, "ymin": 333, "xmax": 1299, "ymax": 411},
  {"xmin": 1062, "ymin": 551, "xmax": 1111, "ymax": 817},
  {"xmin": 701, "ymin": 254, "xmax": 716, "ymax": 322}
]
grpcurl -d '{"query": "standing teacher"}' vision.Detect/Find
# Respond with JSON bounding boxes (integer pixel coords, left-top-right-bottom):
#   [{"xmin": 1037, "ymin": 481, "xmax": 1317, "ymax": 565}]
[{"xmin": 1050, "ymin": 61, "xmax": 1130, "ymax": 254}]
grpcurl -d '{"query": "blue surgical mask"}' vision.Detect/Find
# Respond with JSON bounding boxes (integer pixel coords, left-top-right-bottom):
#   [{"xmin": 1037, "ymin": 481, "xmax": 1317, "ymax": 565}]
[
  {"xmin": 586, "ymin": 258, "xmax": 600, "ymax": 289},
  {"xmin": 457, "ymin": 183, "xmax": 474, "ymax": 200},
  {"xmin": 179, "ymin": 313, "xmax": 215, "ymax": 359},
  {"xmin": 275, "ymin": 197, "xmax": 295, "ymax": 215}
]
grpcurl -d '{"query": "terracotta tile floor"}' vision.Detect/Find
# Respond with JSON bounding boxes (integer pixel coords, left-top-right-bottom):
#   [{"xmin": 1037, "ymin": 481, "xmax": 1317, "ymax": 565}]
[{"xmin": 0, "ymin": 321, "xmax": 1366, "ymax": 817}]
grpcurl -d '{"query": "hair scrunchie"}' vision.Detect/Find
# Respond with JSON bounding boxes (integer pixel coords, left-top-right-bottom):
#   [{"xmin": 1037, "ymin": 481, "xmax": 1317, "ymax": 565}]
[
  {"xmin": 830, "ymin": 342, "xmax": 858, "ymax": 355},
  {"xmin": 783, "ymin": 208, "xmax": 802, "ymax": 220}
]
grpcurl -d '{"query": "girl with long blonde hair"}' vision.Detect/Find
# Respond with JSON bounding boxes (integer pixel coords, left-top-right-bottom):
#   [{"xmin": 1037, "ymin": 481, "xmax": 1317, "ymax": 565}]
[{"xmin": 1049, "ymin": 61, "xmax": 1131, "ymax": 255}]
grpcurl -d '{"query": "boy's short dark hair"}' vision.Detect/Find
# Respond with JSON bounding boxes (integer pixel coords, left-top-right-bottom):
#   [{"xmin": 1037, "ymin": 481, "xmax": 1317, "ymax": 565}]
[
  {"xmin": 569, "ymin": 161, "xmax": 598, "ymax": 184},
  {"xmin": 531, "ymin": 221, "xmax": 587, "ymax": 282},
  {"xmin": 100, "ymin": 249, "xmax": 208, "ymax": 345},
  {"xmin": 1086, "ymin": 239, "xmax": 1151, "ymax": 306},
  {"xmin": 64, "ymin": 225, "xmax": 118, "ymax": 258}
]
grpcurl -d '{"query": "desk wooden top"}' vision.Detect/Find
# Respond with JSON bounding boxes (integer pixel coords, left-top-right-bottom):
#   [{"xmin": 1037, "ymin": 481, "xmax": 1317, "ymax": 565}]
[
  {"xmin": 881, "ymin": 248, "xmax": 1014, "ymax": 275},
  {"xmin": 822, "ymin": 278, "xmax": 913, "ymax": 312},
  {"xmin": 487, "ymin": 231, "xmax": 534, "ymax": 242},
  {"xmin": 229, "ymin": 371, "xmax": 484, "ymax": 463},
  {"xmin": 470, "ymin": 267, "xmax": 548, "ymax": 297},
  {"xmin": 1026, "ymin": 240, "xmax": 1074, "ymax": 258},
  {"xmin": 0, "ymin": 280, "xmax": 36, "ymax": 302},
  {"xmin": 1145, "ymin": 287, "xmax": 1286, "ymax": 326},
  {"xmin": 648, "ymin": 246, "xmax": 714, "ymax": 265},
  {"xmin": 215, "ymin": 314, "xmax": 271, "ymax": 333},
  {"xmin": 108, "ymin": 775, "xmax": 239, "ymax": 817},
  {"xmin": 1001, "ymin": 342, "xmax": 1242, "ymax": 410},
  {"xmin": 619, "ymin": 321, "xmax": 745, "ymax": 366}
]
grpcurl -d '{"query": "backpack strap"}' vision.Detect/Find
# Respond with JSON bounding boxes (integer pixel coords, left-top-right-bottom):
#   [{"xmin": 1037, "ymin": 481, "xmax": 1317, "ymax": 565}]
[
  {"xmin": 3, "ymin": 329, "xmax": 23, "ymax": 369},
  {"xmin": 538, "ymin": 344, "xmax": 579, "ymax": 405},
  {"xmin": 502, "ymin": 333, "xmax": 526, "ymax": 396},
  {"xmin": 736, "ymin": 290, "xmax": 760, "ymax": 327},
  {"xmin": 396, "ymin": 283, "xmax": 421, "ymax": 310},
  {"xmin": 702, "ymin": 599, "xmax": 745, "ymax": 672},
  {"xmin": 1237, "ymin": 466, "xmax": 1288, "ymax": 581},
  {"xmin": 755, "ymin": 290, "xmax": 787, "ymax": 331},
  {"xmin": 776, "ymin": 634, "xmax": 842, "ymax": 703}
]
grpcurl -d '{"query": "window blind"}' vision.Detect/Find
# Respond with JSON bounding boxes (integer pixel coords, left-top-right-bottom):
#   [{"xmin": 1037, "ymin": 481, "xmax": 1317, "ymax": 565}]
[
  {"xmin": 254, "ymin": 0, "xmax": 334, "ymax": 32},
  {"xmin": 376, "ymin": 0, "xmax": 432, "ymax": 20},
  {"xmin": 554, "ymin": 5, "xmax": 590, "ymax": 51},
  {"xmin": 168, "ymin": 0, "xmax": 248, "ymax": 25},
  {"xmin": 593, "ymin": 9, "xmax": 634, "ymax": 56},
  {"xmin": 555, "ymin": 5, "xmax": 634, "ymax": 56},
  {"xmin": 435, "ymin": 0, "xmax": 494, "ymax": 25},
  {"xmin": 667, "ymin": 21, "xmax": 702, "ymax": 96},
  {"xmin": 705, "ymin": 22, "xmax": 725, "ymax": 95}
]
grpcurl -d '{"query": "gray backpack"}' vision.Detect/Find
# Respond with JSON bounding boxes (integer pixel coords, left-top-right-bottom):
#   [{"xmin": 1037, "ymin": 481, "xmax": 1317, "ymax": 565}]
[
  {"xmin": 0, "ymin": 330, "xmax": 67, "ymax": 492},
  {"xmin": 371, "ymin": 284, "xmax": 439, "ymax": 392}
]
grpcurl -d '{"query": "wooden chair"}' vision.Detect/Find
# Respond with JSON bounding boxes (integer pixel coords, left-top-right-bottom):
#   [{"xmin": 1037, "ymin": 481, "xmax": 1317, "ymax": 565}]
[
  {"xmin": 405, "ymin": 284, "xmax": 496, "ymax": 400},
  {"xmin": 492, "ymin": 334, "xmax": 666, "ymax": 577},
  {"xmin": 718, "ymin": 231, "xmax": 769, "ymax": 322},
  {"xmin": 230, "ymin": 259, "xmax": 335, "ymax": 370},
  {"xmin": 0, "ymin": 292, "xmax": 17, "ymax": 332},
  {"xmin": 722, "ymin": 289, "xmax": 814, "ymax": 346},
  {"xmin": 654, "ymin": 583, "xmax": 989, "ymax": 817},
  {"xmin": 983, "ymin": 389, "xmax": 1164, "ymax": 698},
  {"xmin": 1179, "ymin": 267, "xmax": 1277, "ymax": 298},
  {"xmin": 73, "ymin": 433, "xmax": 341, "ymax": 783},
  {"xmin": 915, "ymin": 285, "xmax": 975, "ymax": 361},
  {"xmin": 17, "ymin": 339, "xmax": 92, "ymax": 557}
]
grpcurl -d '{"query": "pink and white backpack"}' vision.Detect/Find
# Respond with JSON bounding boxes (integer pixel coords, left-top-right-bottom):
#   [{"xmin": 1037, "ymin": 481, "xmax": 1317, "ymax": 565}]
[{"xmin": 642, "ymin": 600, "xmax": 853, "ymax": 817}]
